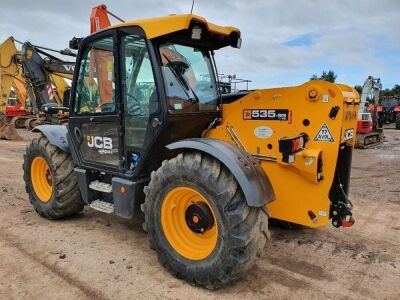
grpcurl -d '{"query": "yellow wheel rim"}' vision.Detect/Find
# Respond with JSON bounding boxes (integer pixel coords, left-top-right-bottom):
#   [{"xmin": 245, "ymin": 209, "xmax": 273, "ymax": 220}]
[
  {"xmin": 31, "ymin": 156, "xmax": 53, "ymax": 202},
  {"xmin": 161, "ymin": 187, "xmax": 218, "ymax": 260}
]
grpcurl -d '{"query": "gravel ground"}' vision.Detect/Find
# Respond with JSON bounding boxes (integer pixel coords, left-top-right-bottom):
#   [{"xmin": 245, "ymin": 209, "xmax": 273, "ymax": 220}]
[{"xmin": 0, "ymin": 129, "xmax": 399, "ymax": 299}]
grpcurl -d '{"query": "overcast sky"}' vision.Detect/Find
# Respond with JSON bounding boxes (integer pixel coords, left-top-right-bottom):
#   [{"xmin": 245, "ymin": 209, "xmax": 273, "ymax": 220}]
[{"xmin": 1, "ymin": 0, "xmax": 399, "ymax": 89}]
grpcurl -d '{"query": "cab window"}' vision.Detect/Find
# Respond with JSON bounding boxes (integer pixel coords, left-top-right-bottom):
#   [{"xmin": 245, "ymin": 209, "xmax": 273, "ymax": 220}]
[
  {"xmin": 74, "ymin": 37, "xmax": 115, "ymax": 115},
  {"xmin": 122, "ymin": 34, "xmax": 158, "ymax": 149},
  {"xmin": 159, "ymin": 43, "xmax": 218, "ymax": 113}
]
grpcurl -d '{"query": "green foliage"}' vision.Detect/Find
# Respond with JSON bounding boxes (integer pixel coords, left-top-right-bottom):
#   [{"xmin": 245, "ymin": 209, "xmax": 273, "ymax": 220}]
[
  {"xmin": 354, "ymin": 85, "xmax": 362, "ymax": 94},
  {"xmin": 380, "ymin": 84, "xmax": 400, "ymax": 97},
  {"xmin": 310, "ymin": 70, "xmax": 337, "ymax": 83}
]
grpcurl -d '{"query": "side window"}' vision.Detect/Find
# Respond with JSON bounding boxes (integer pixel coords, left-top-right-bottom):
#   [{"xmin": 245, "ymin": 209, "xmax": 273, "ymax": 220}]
[
  {"xmin": 74, "ymin": 37, "xmax": 115, "ymax": 115},
  {"xmin": 123, "ymin": 34, "xmax": 157, "ymax": 149}
]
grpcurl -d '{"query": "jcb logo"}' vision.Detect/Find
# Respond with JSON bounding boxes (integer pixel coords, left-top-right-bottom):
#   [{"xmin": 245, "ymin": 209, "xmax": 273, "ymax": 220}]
[
  {"xmin": 87, "ymin": 136, "xmax": 113, "ymax": 150},
  {"xmin": 344, "ymin": 111, "xmax": 357, "ymax": 121}
]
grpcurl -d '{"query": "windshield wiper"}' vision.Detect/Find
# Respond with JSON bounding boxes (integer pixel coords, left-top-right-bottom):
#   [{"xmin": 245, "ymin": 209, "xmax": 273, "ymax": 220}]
[{"xmin": 162, "ymin": 53, "xmax": 199, "ymax": 104}]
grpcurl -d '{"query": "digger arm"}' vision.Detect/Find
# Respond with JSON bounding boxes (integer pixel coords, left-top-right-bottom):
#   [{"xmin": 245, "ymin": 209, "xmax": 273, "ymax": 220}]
[{"xmin": 0, "ymin": 37, "xmax": 20, "ymax": 109}]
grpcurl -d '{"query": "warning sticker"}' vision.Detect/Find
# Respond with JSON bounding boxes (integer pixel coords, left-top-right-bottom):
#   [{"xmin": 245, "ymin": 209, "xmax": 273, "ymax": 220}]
[{"xmin": 314, "ymin": 123, "xmax": 335, "ymax": 142}]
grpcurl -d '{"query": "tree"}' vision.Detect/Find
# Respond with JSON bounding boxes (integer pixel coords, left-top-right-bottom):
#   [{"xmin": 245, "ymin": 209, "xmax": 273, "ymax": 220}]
[
  {"xmin": 310, "ymin": 70, "xmax": 337, "ymax": 83},
  {"xmin": 392, "ymin": 84, "xmax": 400, "ymax": 95},
  {"xmin": 354, "ymin": 85, "xmax": 362, "ymax": 94}
]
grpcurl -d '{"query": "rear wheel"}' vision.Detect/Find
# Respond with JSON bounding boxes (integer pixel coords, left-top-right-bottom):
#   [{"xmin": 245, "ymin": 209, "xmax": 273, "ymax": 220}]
[
  {"xmin": 23, "ymin": 134, "xmax": 84, "ymax": 219},
  {"xmin": 143, "ymin": 152, "xmax": 269, "ymax": 289},
  {"xmin": 14, "ymin": 117, "xmax": 28, "ymax": 129},
  {"xmin": 396, "ymin": 112, "xmax": 400, "ymax": 129}
]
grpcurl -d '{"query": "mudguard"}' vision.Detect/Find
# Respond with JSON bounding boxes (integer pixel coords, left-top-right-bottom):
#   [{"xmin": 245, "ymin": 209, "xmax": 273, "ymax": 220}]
[
  {"xmin": 32, "ymin": 125, "xmax": 70, "ymax": 153},
  {"xmin": 167, "ymin": 138, "xmax": 276, "ymax": 207}
]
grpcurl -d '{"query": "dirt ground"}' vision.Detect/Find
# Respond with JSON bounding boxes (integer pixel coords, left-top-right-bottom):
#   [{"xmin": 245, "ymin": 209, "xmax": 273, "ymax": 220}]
[{"xmin": 0, "ymin": 129, "xmax": 399, "ymax": 300}]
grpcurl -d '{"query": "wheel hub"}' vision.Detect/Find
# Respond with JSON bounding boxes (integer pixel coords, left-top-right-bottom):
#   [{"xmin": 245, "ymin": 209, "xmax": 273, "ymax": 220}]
[
  {"xmin": 45, "ymin": 169, "xmax": 52, "ymax": 186},
  {"xmin": 31, "ymin": 156, "xmax": 53, "ymax": 202},
  {"xmin": 161, "ymin": 186, "xmax": 218, "ymax": 260},
  {"xmin": 185, "ymin": 202, "xmax": 214, "ymax": 234}
]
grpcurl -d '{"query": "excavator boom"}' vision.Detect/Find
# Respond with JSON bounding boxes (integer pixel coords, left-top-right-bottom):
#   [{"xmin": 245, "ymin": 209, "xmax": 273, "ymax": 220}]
[{"xmin": 0, "ymin": 36, "xmax": 75, "ymax": 139}]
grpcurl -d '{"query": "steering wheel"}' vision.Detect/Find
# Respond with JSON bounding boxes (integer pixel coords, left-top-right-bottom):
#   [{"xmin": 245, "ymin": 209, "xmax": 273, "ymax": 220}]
[
  {"xmin": 127, "ymin": 92, "xmax": 145, "ymax": 116},
  {"xmin": 101, "ymin": 103, "xmax": 115, "ymax": 113}
]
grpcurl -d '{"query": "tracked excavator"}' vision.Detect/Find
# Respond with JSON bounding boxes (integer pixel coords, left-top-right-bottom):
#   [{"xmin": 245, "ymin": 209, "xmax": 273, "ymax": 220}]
[
  {"xmin": 355, "ymin": 76, "xmax": 383, "ymax": 148},
  {"xmin": 23, "ymin": 5, "xmax": 360, "ymax": 288},
  {"xmin": 0, "ymin": 36, "xmax": 75, "ymax": 139}
]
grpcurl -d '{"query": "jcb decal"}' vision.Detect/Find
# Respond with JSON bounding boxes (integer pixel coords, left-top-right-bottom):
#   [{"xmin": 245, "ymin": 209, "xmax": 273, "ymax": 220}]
[
  {"xmin": 344, "ymin": 111, "xmax": 357, "ymax": 121},
  {"xmin": 243, "ymin": 109, "xmax": 290, "ymax": 121},
  {"xmin": 87, "ymin": 136, "xmax": 113, "ymax": 154},
  {"xmin": 344, "ymin": 129, "xmax": 354, "ymax": 141}
]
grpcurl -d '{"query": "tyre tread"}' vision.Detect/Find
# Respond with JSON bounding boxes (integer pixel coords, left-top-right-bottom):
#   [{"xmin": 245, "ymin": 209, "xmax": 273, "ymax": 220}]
[{"xmin": 143, "ymin": 151, "xmax": 269, "ymax": 289}]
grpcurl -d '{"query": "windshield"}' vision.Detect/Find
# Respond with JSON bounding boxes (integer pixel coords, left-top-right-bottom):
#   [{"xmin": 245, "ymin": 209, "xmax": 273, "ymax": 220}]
[
  {"xmin": 159, "ymin": 43, "xmax": 219, "ymax": 113},
  {"xmin": 380, "ymin": 98, "xmax": 400, "ymax": 107}
]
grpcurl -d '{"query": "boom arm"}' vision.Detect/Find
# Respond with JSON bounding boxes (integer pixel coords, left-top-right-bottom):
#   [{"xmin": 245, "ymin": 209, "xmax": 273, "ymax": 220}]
[
  {"xmin": 359, "ymin": 76, "xmax": 381, "ymax": 114},
  {"xmin": 0, "ymin": 37, "xmax": 26, "ymax": 109},
  {"xmin": 0, "ymin": 36, "xmax": 74, "ymax": 114},
  {"xmin": 90, "ymin": 4, "xmax": 124, "ymax": 33},
  {"xmin": 20, "ymin": 42, "xmax": 74, "ymax": 112}
]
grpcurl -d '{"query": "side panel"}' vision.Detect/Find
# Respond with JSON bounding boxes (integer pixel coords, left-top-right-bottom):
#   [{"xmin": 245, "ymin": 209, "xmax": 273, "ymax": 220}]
[
  {"xmin": 112, "ymin": 177, "xmax": 148, "ymax": 218},
  {"xmin": 207, "ymin": 80, "xmax": 359, "ymax": 227},
  {"xmin": 167, "ymin": 138, "xmax": 276, "ymax": 207}
]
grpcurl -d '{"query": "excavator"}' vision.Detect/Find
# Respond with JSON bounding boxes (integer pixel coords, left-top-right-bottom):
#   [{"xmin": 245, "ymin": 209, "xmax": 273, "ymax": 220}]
[
  {"xmin": 0, "ymin": 36, "xmax": 75, "ymax": 140},
  {"xmin": 22, "ymin": 5, "xmax": 360, "ymax": 288},
  {"xmin": 355, "ymin": 76, "xmax": 383, "ymax": 148}
]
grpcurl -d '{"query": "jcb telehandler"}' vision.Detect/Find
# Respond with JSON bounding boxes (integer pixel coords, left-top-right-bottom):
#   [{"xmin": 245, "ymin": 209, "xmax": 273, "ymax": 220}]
[{"xmin": 23, "ymin": 14, "xmax": 359, "ymax": 288}]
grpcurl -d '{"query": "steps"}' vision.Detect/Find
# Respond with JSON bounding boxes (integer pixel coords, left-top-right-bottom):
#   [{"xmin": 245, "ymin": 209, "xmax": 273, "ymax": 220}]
[
  {"xmin": 90, "ymin": 200, "xmax": 114, "ymax": 213},
  {"xmin": 89, "ymin": 180, "xmax": 112, "ymax": 193}
]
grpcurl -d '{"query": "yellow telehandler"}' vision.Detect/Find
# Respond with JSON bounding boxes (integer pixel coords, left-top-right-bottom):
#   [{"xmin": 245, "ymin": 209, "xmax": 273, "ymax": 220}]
[{"xmin": 23, "ymin": 13, "xmax": 359, "ymax": 288}]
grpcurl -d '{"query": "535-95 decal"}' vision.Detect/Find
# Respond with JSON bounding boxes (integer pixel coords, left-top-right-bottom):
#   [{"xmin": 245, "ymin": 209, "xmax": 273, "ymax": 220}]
[{"xmin": 243, "ymin": 109, "xmax": 290, "ymax": 121}]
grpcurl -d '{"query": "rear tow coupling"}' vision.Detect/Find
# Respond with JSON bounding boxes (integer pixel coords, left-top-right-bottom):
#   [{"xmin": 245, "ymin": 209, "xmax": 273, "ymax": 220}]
[{"xmin": 330, "ymin": 184, "xmax": 355, "ymax": 228}]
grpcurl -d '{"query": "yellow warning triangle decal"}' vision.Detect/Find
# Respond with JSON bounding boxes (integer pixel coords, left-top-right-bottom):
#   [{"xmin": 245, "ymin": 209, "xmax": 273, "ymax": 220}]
[{"xmin": 314, "ymin": 123, "xmax": 335, "ymax": 142}]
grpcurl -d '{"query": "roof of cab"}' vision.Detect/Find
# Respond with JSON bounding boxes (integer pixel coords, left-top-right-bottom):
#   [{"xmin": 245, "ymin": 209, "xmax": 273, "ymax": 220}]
[{"xmin": 110, "ymin": 14, "xmax": 240, "ymax": 39}]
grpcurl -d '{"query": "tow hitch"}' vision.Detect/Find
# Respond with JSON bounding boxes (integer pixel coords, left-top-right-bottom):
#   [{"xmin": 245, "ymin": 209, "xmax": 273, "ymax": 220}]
[{"xmin": 330, "ymin": 183, "xmax": 355, "ymax": 228}]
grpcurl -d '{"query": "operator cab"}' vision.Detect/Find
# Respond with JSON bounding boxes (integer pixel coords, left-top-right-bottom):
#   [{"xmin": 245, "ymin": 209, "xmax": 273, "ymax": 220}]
[{"xmin": 68, "ymin": 15, "xmax": 241, "ymax": 179}]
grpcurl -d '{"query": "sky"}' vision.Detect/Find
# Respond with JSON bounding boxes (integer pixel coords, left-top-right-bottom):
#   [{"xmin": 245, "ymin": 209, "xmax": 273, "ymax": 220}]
[{"xmin": 1, "ymin": 0, "xmax": 399, "ymax": 89}]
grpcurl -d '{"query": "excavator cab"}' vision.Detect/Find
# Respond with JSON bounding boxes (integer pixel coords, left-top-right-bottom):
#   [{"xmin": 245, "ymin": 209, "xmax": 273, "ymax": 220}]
[{"xmin": 23, "ymin": 13, "xmax": 359, "ymax": 289}]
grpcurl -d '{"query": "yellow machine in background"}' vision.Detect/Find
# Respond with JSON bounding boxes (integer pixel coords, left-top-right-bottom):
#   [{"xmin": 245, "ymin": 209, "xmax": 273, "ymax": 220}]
[
  {"xmin": 0, "ymin": 37, "xmax": 26, "ymax": 111},
  {"xmin": 0, "ymin": 36, "xmax": 74, "ymax": 137}
]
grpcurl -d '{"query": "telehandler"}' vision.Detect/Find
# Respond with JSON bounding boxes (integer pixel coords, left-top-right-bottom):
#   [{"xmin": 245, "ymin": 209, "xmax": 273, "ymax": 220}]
[{"xmin": 23, "ymin": 13, "xmax": 359, "ymax": 288}]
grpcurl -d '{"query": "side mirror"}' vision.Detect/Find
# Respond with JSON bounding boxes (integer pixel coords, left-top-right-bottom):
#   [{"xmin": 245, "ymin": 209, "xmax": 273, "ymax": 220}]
[{"xmin": 69, "ymin": 37, "xmax": 83, "ymax": 50}]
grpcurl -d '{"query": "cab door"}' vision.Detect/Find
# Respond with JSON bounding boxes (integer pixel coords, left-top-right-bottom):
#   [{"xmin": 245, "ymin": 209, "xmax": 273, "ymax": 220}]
[
  {"xmin": 69, "ymin": 28, "xmax": 160, "ymax": 173},
  {"xmin": 69, "ymin": 31, "xmax": 122, "ymax": 171}
]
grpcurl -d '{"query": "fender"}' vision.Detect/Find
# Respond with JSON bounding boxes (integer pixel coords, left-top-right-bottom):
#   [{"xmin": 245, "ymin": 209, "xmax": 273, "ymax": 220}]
[
  {"xmin": 167, "ymin": 138, "xmax": 275, "ymax": 207},
  {"xmin": 32, "ymin": 125, "xmax": 70, "ymax": 153}
]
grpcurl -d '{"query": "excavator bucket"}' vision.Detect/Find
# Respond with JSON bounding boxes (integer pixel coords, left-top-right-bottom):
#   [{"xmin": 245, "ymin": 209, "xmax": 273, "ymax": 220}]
[{"xmin": 0, "ymin": 115, "xmax": 22, "ymax": 140}]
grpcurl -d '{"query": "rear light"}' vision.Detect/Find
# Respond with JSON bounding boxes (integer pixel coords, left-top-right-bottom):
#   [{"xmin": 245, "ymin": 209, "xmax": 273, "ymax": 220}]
[
  {"xmin": 394, "ymin": 106, "xmax": 400, "ymax": 112},
  {"xmin": 377, "ymin": 106, "xmax": 383, "ymax": 112},
  {"xmin": 278, "ymin": 133, "xmax": 309, "ymax": 163}
]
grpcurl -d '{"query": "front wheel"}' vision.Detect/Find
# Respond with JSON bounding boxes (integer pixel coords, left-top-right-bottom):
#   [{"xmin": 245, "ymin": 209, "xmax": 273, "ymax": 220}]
[
  {"xmin": 23, "ymin": 134, "xmax": 84, "ymax": 219},
  {"xmin": 143, "ymin": 152, "xmax": 269, "ymax": 289}
]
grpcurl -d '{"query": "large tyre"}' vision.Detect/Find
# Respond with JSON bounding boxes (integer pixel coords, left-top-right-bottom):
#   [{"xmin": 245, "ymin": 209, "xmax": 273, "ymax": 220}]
[
  {"xmin": 143, "ymin": 152, "xmax": 269, "ymax": 289},
  {"xmin": 23, "ymin": 134, "xmax": 84, "ymax": 219},
  {"xmin": 396, "ymin": 112, "xmax": 400, "ymax": 130}
]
